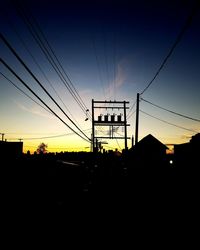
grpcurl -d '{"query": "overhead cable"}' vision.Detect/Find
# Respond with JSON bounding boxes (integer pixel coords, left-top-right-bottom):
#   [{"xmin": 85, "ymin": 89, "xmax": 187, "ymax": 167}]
[
  {"xmin": 140, "ymin": 109, "xmax": 198, "ymax": 133},
  {"xmin": 12, "ymin": 1, "xmax": 90, "ymax": 117},
  {"xmin": 6, "ymin": 128, "xmax": 91, "ymax": 141},
  {"xmin": 127, "ymin": 100, "xmax": 136, "ymax": 117},
  {"xmin": 140, "ymin": 0, "xmax": 199, "ymax": 95},
  {"xmin": 0, "ymin": 57, "xmax": 90, "ymax": 143},
  {"xmin": 6, "ymin": 20, "xmax": 80, "ymax": 125},
  {"xmin": 91, "ymin": 33, "xmax": 106, "ymax": 99},
  {"xmin": 141, "ymin": 97, "xmax": 200, "ymax": 122},
  {"xmin": 127, "ymin": 110, "xmax": 136, "ymax": 120},
  {"xmin": 0, "ymin": 72, "xmax": 52, "ymax": 115},
  {"xmin": 28, "ymin": 9, "xmax": 89, "ymax": 111},
  {"xmin": 0, "ymin": 33, "xmax": 90, "ymax": 141}
]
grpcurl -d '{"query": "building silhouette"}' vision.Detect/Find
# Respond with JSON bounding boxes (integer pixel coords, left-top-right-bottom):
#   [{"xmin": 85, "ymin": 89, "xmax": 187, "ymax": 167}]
[
  {"xmin": 174, "ymin": 133, "xmax": 200, "ymax": 168},
  {"xmin": 0, "ymin": 141, "xmax": 23, "ymax": 159},
  {"xmin": 129, "ymin": 134, "xmax": 168, "ymax": 168}
]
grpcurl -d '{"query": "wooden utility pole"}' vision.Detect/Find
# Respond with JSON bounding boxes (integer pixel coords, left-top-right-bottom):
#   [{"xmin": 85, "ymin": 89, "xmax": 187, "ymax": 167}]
[
  {"xmin": 135, "ymin": 93, "xmax": 140, "ymax": 144},
  {"xmin": 1, "ymin": 133, "xmax": 5, "ymax": 141},
  {"xmin": 92, "ymin": 99, "xmax": 95, "ymax": 152},
  {"xmin": 124, "ymin": 101, "xmax": 128, "ymax": 150},
  {"xmin": 131, "ymin": 135, "xmax": 134, "ymax": 147},
  {"xmin": 90, "ymin": 134, "xmax": 93, "ymax": 152}
]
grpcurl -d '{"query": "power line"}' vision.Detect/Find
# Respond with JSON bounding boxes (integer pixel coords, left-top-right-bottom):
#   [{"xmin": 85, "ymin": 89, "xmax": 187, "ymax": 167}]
[
  {"xmin": 127, "ymin": 100, "xmax": 136, "ymax": 118},
  {"xmin": 127, "ymin": 110, "xmax": 136, "ymax": 120},
  {"xmin": 12, "ymin": 1, "xmax": 90, "ymax": 118},
  {"xmin": 103, "ymin": 31, "xmax": 110, "ymax": 96},
  {"xmin": 140, "ymin": 0, "xmax": 199, "ymax": 95},
  {"xmin": 24, "ymin": 15, "xmax": 86, "ymax": 115},
  {"xmin": 141, "ymin": 97, "xmax": 200, "ymax": 122},
  {"xmin": 113, "ymin": 32, "xmax": 117, "ymax": 100},
  {"xmin": 0, "ymin": 72, "xmax": 53, "ymax": 115},
  {"xmin": 6, "ymin": 129, "xmax": 92, "ymax": 141},
  {"xmin": 0, "ymin": 57, "xmax": 90, "ymax": 143},
  {"xmin": 5, "ymin": 18, "xmax": 81, "ymax": 126},
  {"xmin": 115, "ymin": 139, "xmax": 122, "ymax": 152},
  {"xmin": 91, "ymin": 33, "xmax": 106, "ymax": 99},
  {"xmin": 0, "ymin": 33, "xmax": 90, "ymax": 141},
  {"xmin": 140, "ymin": 109, "xmax": 198, "ymax": 133},
  {"xmin": 28, "ymin": 8, "xmax": 89, "ymax": 111}
]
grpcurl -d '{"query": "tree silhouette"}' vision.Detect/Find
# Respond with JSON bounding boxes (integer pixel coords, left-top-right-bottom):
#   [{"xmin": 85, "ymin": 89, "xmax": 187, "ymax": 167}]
[{"xmin": 37, "ymin": 142, "xmax": 48, "ymax": 154}]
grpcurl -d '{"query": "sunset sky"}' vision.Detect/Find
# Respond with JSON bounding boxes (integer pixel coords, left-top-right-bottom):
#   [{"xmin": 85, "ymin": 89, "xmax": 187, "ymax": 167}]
[{"xmin": 0, "ymin": 0, "xmax": 200, "ymax": 153}]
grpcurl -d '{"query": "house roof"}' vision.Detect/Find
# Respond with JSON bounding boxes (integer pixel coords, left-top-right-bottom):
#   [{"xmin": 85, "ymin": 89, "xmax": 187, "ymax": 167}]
[{"xmin": 135, "ymin": 134, "xmax": 168, "ymax": 150}]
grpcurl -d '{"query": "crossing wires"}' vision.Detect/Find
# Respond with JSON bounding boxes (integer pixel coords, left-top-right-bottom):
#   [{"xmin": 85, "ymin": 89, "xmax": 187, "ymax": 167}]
[
  {"xmin": 140, "ymin": 109, "xmax": 198, "ymax": 133},
  {"xmin": 11, "ymin": 0, "xmax": 91, "ymax": 119},
  {"xmin": 0, "ymin": 72, "xmax": 52, "ymax": 115},
  {"xmin": 140, "ymin": 0, "xmax": 199, "ymax": 95},
  {"xmin": 133, "ymin": 1, "xmax": 199, "ymax": 143},
  {"xmin": 141, "ymin": 98, "xmax": 200, "ymax": 122},
  {"xmin": 1, "ymin": 58, "xmax": 90, "ymax": 143},
  {"xmin": 0, "ymin": 33, "xmax": 91, "ymax": 142},
  {"xmin": 5, "ymin": 129, "xmax": 91, "ymax": 141},
  {"xmin": 5, "ymin": 17, "xmax": 81, "ymax": 126}
]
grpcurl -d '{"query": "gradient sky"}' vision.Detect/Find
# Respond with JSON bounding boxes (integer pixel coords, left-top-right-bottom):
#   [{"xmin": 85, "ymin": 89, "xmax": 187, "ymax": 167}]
[{"xmin": 0, "ymin": 0, "xmax": 200, "ymax": 153}]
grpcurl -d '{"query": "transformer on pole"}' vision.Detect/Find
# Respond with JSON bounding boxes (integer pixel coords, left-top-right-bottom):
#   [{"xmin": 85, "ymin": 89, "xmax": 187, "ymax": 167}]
[{"xmin": 92, "ymin": 100, "xmax": 130, "ymax": 152}]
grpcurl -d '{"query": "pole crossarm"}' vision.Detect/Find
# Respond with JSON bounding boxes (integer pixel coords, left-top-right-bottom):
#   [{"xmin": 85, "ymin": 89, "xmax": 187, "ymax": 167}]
[
  {"xmin": 93, "ymin": 106, "xmax": 129, "ymax": 109},
  {"xmin": 95, "ymin": 136, "xmax": 131, "ymax": 139},
  {"xmin": 94, "ymin": 122, "xmax": 130, "ymax": 126},
  {"xmin": 93, "ymin": 101, "xmax": 129, "ymax": 104}
]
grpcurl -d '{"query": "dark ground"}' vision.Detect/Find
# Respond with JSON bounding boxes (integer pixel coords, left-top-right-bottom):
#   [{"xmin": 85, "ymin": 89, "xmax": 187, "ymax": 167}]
[
  {"xmin": 1, "ymin": 154, "xmax": 199, "ymax": 240},
  {"xmin": 2, "ymin": 155, "xmax": 198, "ymax": 205}
]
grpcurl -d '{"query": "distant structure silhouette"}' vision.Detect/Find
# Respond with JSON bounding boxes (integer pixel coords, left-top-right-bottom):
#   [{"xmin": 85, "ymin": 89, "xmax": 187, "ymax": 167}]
[
  {"xmin": 174, "ymin": 133, "xmax": 200, "ymax": 168},
  {"xmin": 0, "ymin": 140, "xmax": 23, "ymax": 159}
]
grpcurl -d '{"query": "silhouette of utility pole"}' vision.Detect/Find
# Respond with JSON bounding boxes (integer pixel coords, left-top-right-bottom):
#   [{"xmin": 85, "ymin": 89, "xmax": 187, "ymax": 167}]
[
  {"xmin": 135, "ymin": 93, "xmax": 140, "ymax": 144},
  {"xmin": 131, "ymin": 135, "xmax": 134, "ymax": 147},
  {"xmin": 0, "ymin": 133, "xmax": 5, "ymax": 141},
  {"xmin": 92, "ymin": 100, "xmax": 130, "ymax": 152}
]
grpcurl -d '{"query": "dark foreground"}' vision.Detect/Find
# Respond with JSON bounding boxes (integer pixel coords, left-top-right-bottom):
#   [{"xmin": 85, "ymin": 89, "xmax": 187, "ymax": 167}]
[
  {"xmin": 2, "ymin": 156, "xmax": 198, "ymax": 202},
  {"xmin": 1, "ymin": 157, "xmax": 199, "ymax": 248},
  {"xmin": 2, "ymin": 154, "xmax": 199, "ymax": 239}
]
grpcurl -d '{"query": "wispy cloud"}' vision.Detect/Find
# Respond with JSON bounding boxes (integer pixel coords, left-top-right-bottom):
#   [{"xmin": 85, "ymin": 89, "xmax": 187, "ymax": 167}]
[
  {"xmin": 115, "ymin": 63, "xmax": 127, "ymax": 88},
  {"xmin": 14, "ymin": 101, "xmax": 55, "ymax": 120},
  {"xmin": 106, "ymin": 59, "xmax": 128, "ymax": 99}
]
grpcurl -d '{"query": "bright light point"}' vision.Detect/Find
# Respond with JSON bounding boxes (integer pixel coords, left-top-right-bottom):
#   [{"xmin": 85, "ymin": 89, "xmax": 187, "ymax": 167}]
[{"xmin": 170, "ymin": 160, "xmax": 173, "ymax": 164}]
